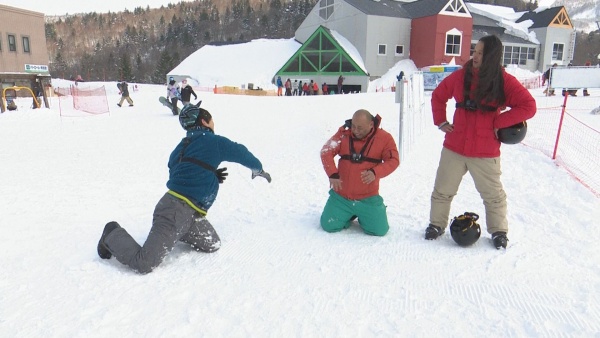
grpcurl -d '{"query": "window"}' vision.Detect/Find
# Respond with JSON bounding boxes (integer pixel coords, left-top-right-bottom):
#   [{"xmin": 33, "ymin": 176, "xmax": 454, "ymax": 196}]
[
  {"xmin": 22, "ymin": 36, "xmax": 30, "ymax": 53},
  {"xmin": 470, "ymin": 43, "xmax": 476, "ymax": 56},
  {"xmin": 552, "ymin": 43, "xmax": 564, "ymax": 61},
  {"xmin": 502, "ymin": 46, "xmax": 535, "ymax": 65},
  {"xmin": 395, "ymin": 45, "xmax": 404, "ymax": 56},
  {"xmin": 319, "ymin": 0, "xmax": 334, "ymax": 20},
  {"xmin": 445, "ymin": 33, "xmax": 461, "ymax": 55},
  {"xmin": 378, "ymin": 44, "xmax": 387, "ymax": 55},
  {"xmin": 8, "ymin": 34, "xmax": 16, "ymax": 52}
]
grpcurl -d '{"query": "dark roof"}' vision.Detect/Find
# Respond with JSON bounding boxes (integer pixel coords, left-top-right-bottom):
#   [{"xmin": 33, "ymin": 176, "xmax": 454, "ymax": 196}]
[
  {"xmin": 401, "ymin": 0, "xmax": 456, "ymax": 19},
  {"xmin": 343, "ymin": 0, "xmax": 411, "ymax": 18},
  {"xmin": 343, "ymin": 0, "xmax": 471, "ymax": 19},
  {"xmin": 516, "ymin": 6, "xmax": 563, "ymax": 29},
  {"xmin": 471, "ymin": 12, "xmax": 498, "ymax": 28}
]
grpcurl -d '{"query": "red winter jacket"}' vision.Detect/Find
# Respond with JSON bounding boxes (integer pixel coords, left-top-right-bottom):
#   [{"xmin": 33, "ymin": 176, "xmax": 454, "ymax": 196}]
[
  {"xmin": 432, "ymin": 67, "xmax": 536, "ymax": 158},
  {"xmin": 321, "ymin": 116, "xmax": 399, "ymax": 200}
]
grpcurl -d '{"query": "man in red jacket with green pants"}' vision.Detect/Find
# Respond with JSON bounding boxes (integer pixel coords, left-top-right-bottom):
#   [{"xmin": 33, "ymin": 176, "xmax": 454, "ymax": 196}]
[{"xmin": 320, "ymin": 109, "xmax": 400, "ymax": 236}]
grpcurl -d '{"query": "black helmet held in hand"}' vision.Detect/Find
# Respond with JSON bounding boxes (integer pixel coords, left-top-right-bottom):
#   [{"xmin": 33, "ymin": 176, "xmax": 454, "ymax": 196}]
[
  {"xmin": 450, "ymin": 212, "xmax": 481, "ymax": 247},
  {"xmin": 498, "ymin": 121, "xmax": 527, "ymax": 144}
]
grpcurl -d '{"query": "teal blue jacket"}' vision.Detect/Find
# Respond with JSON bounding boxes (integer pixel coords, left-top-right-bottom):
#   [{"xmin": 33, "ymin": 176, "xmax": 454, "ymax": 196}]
[{"xmin": 166, "ymin": 126, "xmax": 263, "ymax": 211}]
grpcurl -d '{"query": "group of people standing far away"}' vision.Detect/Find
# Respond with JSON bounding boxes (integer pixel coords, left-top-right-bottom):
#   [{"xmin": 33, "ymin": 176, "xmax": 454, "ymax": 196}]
[
  {"xmin": 426, "ymin": 34, "xmax": 536, "ymax": 249},
  {"xmin": 275, "ymin": 74, "xmax": 346, "ymax": 96},
  {"xmin": 543, "ymin": 61, "xmax": 593, "ymax": 97},
  {"xmin": 166, "ymin": 77, "xmax": 199, "ymax": 115},
  {"xmin": 97, "ymin": 34, "xmax": 536, "ymax": 275}
]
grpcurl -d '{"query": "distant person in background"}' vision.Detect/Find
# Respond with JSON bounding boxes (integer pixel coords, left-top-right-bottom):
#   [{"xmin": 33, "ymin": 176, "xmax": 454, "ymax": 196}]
[
  {"xmin": 542, "ymin": 63, "xmax": 557, "ymax": 96},
  {"xmin": 75, "ymin": 75, "xmax": 84, "ymax": 82},
  {"xmin": 292, "ymin": 80, "xmax": 299, "ymax": 96},
  {"xmin": 117, "ymin": 81, "xmax": 134, "ymax": 107},
  {"xmin": 167, "ymin": 77, "xmax": 181, "ymax": 115},
  {"xmin": 322, "ymin": 83, "xmax": 329, "ymax": 95},
  {"xmin": 312, "ymin": 81, "xmax": 319, "ymax": 95},
  {"xmin": 337, "ymin": 75, "xmax": 344, "ymax": 94},
  {"xmin": 276, "ymin": 76, "xmax": 283, "ymax": 96},
  {"xmin": 32, "ymin": 80, "xmax": 43, "ymax": 109},
  {"xmin": 309, "ymin": 80, "xmax": 315, "ymax": 95},
  {"xmin": 285, "ymin": 78, "xmax": 292, "ymax": 96},
  {"xmin": 302, "ymin": 81, "xmax": 309, "ymax": 96},
  {"xmin": 396, "ymin": 71, "xmax": 404, "ymax": 81},
  {"xmin": 583, "ymin": 61, "xmax": 591, "ymax": 96},
  {"xmin": 562, "ymin": 63, "xmax": 578, "ymax": 97},
  {"xmin": 180, "ymin": 79, "xmax": 198, "ymax": 106}
]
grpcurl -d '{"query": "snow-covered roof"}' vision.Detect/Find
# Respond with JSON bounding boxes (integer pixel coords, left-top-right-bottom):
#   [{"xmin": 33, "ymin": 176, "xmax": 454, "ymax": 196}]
[
  {"xmin": 329, "ymin": 30, "xmax": 368, "ymax": 74},
  {"xmin": 467, "ymin": 3, "xmax": 539, "ymax": 45},
  {"xmin": 168, "ymin": 39, "xmax": 301, "ymax": 90}
]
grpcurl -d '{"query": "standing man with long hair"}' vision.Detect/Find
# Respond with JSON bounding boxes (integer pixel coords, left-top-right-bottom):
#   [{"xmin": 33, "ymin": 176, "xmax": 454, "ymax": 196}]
[{"xmin": 424, "ymin": 35, "xmax": 536, "ymax": 249}]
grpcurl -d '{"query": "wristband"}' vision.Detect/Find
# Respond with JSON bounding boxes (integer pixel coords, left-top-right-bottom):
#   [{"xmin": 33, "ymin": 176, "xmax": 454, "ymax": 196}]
[{"xmin": 438, "ymin": 121, "xmax": 449, "ymax": 129}]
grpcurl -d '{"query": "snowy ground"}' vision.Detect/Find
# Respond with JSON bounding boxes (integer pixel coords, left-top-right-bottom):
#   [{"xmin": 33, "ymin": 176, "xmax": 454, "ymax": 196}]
[{"xmin": 1, "ymin": 83, "xmax": 600, "ymax": 337}]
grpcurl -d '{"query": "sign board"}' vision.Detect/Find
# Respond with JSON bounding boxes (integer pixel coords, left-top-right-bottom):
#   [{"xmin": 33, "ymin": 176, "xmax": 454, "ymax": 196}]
[
  {"xmin": 24, "ymin": 64, "xmax": 49, "ymax": 73},
  {"xmin": 421, "ymin": 65, "xmax": 461, "ymax": 90},
  {"xmin": 550, "ymin": 67, "xmax": 600, "ymax": 88}
]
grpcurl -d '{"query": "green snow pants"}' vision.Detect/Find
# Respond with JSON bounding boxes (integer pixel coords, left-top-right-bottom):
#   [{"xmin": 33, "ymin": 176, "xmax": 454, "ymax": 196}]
[{"xmin": 320, "ymin": 189, "xmax": 389, "ymax": 236}]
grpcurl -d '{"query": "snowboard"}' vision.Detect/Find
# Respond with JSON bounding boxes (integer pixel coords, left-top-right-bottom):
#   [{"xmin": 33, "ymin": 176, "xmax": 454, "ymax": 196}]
[{"xmin": 159, "ymin": 96, "xmax": 180, "ymax": 115}]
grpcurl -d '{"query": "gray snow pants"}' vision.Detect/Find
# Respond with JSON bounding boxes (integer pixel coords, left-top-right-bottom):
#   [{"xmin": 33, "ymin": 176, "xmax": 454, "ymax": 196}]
[{"xmin": 103, "ymin": 192, "xmax": 221, "ymax": 274}]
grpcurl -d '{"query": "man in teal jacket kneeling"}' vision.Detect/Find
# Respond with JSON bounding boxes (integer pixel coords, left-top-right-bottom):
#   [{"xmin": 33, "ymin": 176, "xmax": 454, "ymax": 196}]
[{"xmin": 96, "ymin": 104, "xmax": 271, "ymax": 274}]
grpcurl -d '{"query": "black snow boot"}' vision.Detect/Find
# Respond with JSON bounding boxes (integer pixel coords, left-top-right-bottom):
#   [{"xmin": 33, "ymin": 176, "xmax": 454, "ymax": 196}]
[
  {"xmin": 97, "ymin": 221, "xmax": 120, "ymax": 259},
  {"xmin": 425, "ymin": 224, "xmax": 445, "ymax": 240},
  {"xmin": 492, "ymin": 232, "xmax": 508, "ymax": 249}
]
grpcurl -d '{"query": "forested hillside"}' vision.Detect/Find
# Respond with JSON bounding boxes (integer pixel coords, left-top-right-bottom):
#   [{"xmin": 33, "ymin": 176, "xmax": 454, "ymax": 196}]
[{"xmin": 44, "ymin": 0, "xmax": 599, "ymax": 83}]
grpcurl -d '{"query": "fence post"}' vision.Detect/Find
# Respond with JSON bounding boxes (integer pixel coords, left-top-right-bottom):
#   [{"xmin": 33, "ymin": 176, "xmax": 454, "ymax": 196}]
[
  {"xmin": 396, "ymin": 79, "xmax": 406, "ymax": 160},
  {"xmin": 552, "ymin": 94, "xmax": 570, "ymax": 160}
]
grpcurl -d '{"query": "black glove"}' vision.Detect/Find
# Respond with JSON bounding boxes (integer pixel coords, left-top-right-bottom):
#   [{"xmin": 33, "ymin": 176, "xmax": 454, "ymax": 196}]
[
  {"xmin": 216, "ymin": 167, "xmax": 228, "ymax": 183},
  {"xmin": 252, "ymin": 169, "xmax": 272, "ymax": 183},
  {"xmin": 344, "ymin": 119, "xmax": 352, "ymax": 129}
]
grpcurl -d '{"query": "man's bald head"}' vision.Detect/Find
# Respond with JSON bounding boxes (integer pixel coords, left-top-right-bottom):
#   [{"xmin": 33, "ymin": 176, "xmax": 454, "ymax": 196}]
[{"xmin": 351, "ymin": 109, "xmax": 374, "ymax": 139}]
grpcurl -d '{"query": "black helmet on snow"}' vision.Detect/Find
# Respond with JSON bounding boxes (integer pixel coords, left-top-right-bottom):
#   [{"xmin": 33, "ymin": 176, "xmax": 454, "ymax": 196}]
[
  {"xmin": 498, "ymin": 121, "xmax": 527, "ymax": 144},
  {"xmin": 450, "ymin": 212, "xmax": 481, "ymax": 247},
  {"xmin": 179, "ymin": 105, "xmax": 211, "ymax": 130}
]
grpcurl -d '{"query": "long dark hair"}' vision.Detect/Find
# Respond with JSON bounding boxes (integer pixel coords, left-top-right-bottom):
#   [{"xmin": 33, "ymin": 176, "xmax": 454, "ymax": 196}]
[{"xmin": 463, "ymin": 35, "xmax": 505, "ymax": 110}]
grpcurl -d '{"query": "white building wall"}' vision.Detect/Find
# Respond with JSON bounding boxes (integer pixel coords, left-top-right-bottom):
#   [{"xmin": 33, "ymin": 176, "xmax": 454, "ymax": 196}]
[
  {"xmin": 295, "ymin": 1, "xmax": 367, "ymax": 45},
  {"xmin": 294, "ymin": 1, "xmax": 368, "ymax": 67},
  {"xmin": 536, "ymin": 27, "xmax": 573, "ymax": 70},
  {"xmin": 365, "ymin": 16, "xmax": 411, "ymax": 78}
]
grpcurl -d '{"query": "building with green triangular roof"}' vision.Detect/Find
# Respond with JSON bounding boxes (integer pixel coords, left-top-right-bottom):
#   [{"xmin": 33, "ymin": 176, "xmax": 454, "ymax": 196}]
[{"xmin": 274, "ymin": 26, "xmax": 369, "ymax": 93}]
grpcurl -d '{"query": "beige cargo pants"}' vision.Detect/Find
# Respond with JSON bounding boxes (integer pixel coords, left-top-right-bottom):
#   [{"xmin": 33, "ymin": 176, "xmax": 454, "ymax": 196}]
[{"xmin": 429, "ymin": 147, "xmax": 508, "ymax": 235}]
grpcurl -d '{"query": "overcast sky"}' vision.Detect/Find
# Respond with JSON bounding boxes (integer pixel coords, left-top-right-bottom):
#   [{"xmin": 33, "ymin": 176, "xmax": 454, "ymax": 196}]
[{"xmin": 2, "ymin": 0, "xmax": 192, "ymax": 16}]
